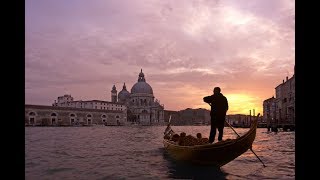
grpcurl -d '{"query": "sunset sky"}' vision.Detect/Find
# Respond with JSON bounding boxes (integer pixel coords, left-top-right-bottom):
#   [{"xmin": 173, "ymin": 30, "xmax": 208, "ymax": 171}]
[{"xmin": 25, "ymin": 0, "xmax": 295, "ymax": 115}]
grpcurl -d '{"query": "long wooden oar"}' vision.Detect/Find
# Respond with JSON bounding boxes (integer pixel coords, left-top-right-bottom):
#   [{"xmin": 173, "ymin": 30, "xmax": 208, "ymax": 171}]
[{"xmin": 225, "ymin": 114, "xmax": 266, "ymax": 167}]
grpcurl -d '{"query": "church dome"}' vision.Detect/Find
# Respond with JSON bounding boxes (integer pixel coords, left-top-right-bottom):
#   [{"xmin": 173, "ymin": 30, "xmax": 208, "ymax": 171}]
[
  {"xmin": 131, "ymin": 69, "xmax": 153, "ymax": 94},
  {"xmin": 118, "ymin": 83, "xmax": 130, "ymax": 102},
  {"xmin": 131, "ymin": 82, "xmax": 153, "ymax": 94}
]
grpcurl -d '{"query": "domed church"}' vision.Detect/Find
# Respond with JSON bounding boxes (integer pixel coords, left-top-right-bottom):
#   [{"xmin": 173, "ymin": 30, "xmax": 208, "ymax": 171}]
[{"xmin": 111, "ymin": 69, "xmax": 164, "ymax": 125}]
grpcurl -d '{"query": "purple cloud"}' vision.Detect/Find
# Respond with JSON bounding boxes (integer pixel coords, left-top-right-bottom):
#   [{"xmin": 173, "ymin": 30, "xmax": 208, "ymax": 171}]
[{"xmin": 25, "ymin": 0, "xmax": 294, "ymax": 114}]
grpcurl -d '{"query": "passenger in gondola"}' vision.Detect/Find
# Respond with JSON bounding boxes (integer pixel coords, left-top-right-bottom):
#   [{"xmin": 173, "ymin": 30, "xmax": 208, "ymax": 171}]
[
  {"xmin": 178, "ymin": 132, "xmax": 199, "ymax": 146},
  {"xmin": 196, "ymin": 133, "xmax": 209, "ymax": 144},
  {"xmin": 177, "ymin": 132, "xmax": 187, "ymax": 145},
  {"xmin": 170, "ymin": 133, "xmax": 180, "ymax": 143}
]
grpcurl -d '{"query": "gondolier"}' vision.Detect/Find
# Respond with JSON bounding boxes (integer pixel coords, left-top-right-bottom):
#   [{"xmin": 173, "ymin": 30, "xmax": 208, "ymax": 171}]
[{"xmin": 203, "ymin": 87, "xmax": 228, "ymax": 143}]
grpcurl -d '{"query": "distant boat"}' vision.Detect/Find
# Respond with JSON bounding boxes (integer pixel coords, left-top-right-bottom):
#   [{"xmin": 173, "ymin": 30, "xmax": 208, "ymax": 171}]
[{"xmin": 163, "ymin": 116, "xmax": 258, "ymax": 167}]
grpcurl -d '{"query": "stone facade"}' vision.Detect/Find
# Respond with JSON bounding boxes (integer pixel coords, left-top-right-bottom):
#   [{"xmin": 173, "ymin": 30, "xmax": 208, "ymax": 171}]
[
  {"xmin": 29, "ymin": 69, "xmax": 164, "ymax": 126},
  {"xmin": 25, "ymin": 104, "xmax": 126, "ymax": 126},
  {"xmin": 263, "ymin": 67, "xmax": 295, "ymax": 129},
  {"xmin": 275, "ymin": 74, "xmax": 295, "ymax": 125},
  {"xmin": 115, "ymin": 69, "xmax": 165, "ymax": 125},
  {"xmin": 52, "ymin": 95, "xmax": 126, "ymax": 112},
  {"xmin": 263, "ymin": 97, "xmax": 276, "ymax": 127}
]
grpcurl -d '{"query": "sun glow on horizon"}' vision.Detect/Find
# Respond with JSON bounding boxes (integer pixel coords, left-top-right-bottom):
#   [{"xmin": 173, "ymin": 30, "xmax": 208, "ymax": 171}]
[
  {"xmin": 193, "ymin": 93, "xmax": 262, "ymax": 115},
  {"xmin": 226, "ymin": 94, "xmax": 262, "ymax": 115}
]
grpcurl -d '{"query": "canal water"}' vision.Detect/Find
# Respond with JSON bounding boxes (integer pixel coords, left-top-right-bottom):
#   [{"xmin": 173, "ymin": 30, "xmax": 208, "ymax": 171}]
[{"xmin": 25, "ymin": 126, "xmax": 294, "ymax": 179}]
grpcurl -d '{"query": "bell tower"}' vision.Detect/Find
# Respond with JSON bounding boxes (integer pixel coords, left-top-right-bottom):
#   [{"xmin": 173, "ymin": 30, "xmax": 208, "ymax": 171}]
[{"xmin": 111, "ymin": 85, "xmax": 117, "ymax": 103}]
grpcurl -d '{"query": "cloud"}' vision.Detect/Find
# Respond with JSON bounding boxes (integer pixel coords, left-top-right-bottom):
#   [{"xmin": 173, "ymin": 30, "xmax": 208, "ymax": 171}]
[{"xmin": 25, "ymin": 0, "xmax": 295, "ymax": 114}]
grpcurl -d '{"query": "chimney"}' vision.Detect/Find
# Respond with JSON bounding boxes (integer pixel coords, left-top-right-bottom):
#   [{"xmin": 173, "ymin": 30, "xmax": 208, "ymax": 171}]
[
  {"xmin": 283, "ymin": 80, "xmax": 284, "ymax": 83},
  {"xmin": 286, "ymin": 76, "xmax": 288, "ymax": 81}
]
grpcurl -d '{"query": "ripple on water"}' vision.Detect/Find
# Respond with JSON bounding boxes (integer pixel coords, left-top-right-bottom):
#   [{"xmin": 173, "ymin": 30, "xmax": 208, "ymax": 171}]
[
  {"xmin": 45, "ymin": 167, "xmax": 74, "ymax": 175},
  {"xmin": 25, "ymin": 127, "xmax": 295, "ymax": 179}
]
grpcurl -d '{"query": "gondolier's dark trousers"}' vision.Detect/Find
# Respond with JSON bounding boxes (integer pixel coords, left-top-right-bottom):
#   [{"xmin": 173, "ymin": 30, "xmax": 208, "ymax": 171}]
[{"xmin": 209, "ymin": 119, "xmax": 224, "ymax": 143}]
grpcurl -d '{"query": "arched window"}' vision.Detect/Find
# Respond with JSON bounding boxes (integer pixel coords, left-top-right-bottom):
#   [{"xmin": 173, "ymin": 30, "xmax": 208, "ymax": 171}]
[
  {"xmin": 87, "ymin": 114, "xmax": 92, "ymax": 125},
  {"xmin": 29, "ymin": 112, "xmax": 36, "ymax": 125},
  {"xmin": 101, "ymin": 114, "xmax": 107, "ymax": 125},
  {"xmin": 116, "ymin": 115, "xmax": 120, "ymax": 125},
  {"xmin": 51, "ymin": 113, "xmax": 57, "ymax": 125},
  {"xmin": 70, "ymin": 114, "xmax": 76, "ymax": 125}
]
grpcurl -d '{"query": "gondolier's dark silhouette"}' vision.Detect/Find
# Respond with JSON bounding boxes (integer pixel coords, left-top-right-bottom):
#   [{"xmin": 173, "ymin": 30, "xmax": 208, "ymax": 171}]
[{"xmin": 203, "ymin": 87, "xmax": 228, "ymax": 143}]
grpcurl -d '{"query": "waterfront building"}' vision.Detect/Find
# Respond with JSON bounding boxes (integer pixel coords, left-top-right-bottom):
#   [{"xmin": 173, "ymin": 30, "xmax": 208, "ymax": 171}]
[
  {"xmin": 262, "ymin": 67, "xmax": 295, "ymax": 130},
  {"xmin": 52, "ymin": 94, "xmax": 126, "ymax": 112},
  {"xmin": 263, "ymin": 96, "xmax": 276, "ymax": 127},
  {"xmin": 26, "ymin": 69, "xmax": 164, "ymax": 126},
  {"xmin": 52, "ymin": 69, "xmax": 164, "ymax": 125},
  {"xmin": 275, "ymin": 74, "xmax": 295, "ymax": 126},
  {"xmin": 25, "ymin": 104, "xmax": 126, "ymax": 126}
]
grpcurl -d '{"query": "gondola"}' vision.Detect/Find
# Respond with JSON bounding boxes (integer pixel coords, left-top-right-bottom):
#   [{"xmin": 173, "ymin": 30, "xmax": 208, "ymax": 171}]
[{"xmin": 163, "ymin": 115, "xmax": 259, "ymax": 167}]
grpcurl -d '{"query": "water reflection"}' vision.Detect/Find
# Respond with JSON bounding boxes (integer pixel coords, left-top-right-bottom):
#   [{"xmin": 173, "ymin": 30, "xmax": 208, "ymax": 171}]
[
  {"xmin": 26, "ymin": 127, "xmax": 294, "ymax": 179},
  {"xmin": 163, "ymin": 150, "xmax": 228, "ymax": 179}
]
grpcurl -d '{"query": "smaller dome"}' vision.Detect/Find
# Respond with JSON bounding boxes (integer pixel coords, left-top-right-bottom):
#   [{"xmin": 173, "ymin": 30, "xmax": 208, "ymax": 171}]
[{"xmin": 118, "ymin": 83, "xmax": 130, "ymax": 102}]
